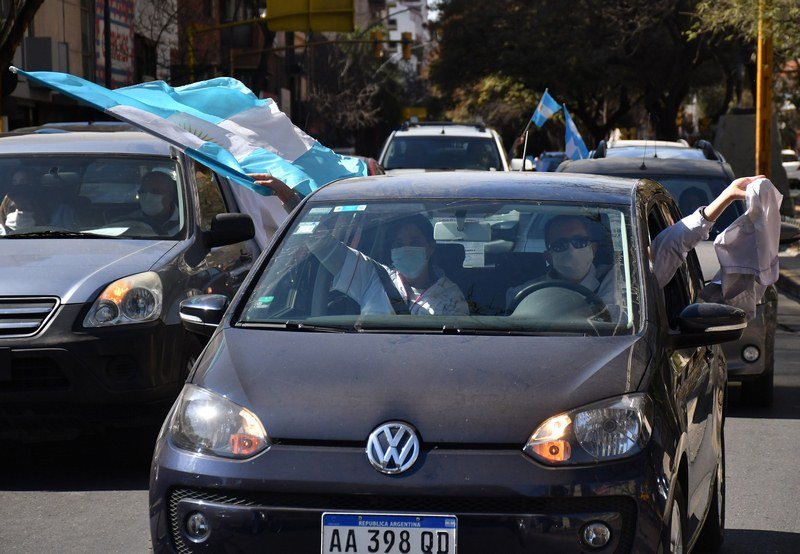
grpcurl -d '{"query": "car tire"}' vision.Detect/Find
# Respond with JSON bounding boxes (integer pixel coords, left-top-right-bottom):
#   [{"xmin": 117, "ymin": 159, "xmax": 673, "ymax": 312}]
[
  {"xmin": 741, "ymin": 337, "xmax": 774, "ymax": 407},
  {"xmin": 664, "ymin": 481, "xmax": 687, "ymax": 554},
  {"xmin": 695, "ymin": 437, "xmax": 725, "ymax": 551}
]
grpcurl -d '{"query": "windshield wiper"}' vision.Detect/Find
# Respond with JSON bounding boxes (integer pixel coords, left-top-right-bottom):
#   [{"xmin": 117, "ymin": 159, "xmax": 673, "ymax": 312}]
[
  {"xmin": 2, "ymin": 229, "xmax": 107, "ymax": 239},
  {"xmin": 239, "ymin": 321, "xmax": 354, "ymax": 333}
]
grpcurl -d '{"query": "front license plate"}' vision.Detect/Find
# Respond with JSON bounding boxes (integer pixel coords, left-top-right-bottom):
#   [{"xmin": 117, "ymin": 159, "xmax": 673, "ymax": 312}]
[{"xmin": 321, "ymin": 512, "xmax": 457, "ymax": 554}]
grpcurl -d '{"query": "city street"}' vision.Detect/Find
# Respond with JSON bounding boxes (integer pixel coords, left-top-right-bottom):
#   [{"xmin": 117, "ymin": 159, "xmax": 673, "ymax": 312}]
[{"xmin": 0, "ymin": 294, "xmax": 798, "ymax": 552}]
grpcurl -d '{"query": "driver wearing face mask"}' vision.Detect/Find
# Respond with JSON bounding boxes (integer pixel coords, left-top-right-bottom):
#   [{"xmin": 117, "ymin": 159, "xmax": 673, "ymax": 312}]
[
  {"xmin": 125, "ymin": 171, "xmax": 180, "ymax": 236},
  {"xmin": 506, "ymin": 215, "xmax": 624, "ymax": 315}
]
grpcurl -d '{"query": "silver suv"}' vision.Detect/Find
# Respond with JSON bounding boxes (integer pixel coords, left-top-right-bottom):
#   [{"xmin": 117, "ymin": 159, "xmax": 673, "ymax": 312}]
[{"xmin": 378, "ymin": 121, "xmax": 509, "ymax": 173}]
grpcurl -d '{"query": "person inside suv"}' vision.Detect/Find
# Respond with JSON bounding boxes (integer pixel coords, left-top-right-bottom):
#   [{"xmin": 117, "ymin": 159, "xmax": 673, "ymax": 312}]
[
  {"xmin": 112, "ymin": 170, "xmax": 181, "ymax": 236},
  {"xmin": 0, "ymin": 168, "xmax": 76, "ymax": 231}
]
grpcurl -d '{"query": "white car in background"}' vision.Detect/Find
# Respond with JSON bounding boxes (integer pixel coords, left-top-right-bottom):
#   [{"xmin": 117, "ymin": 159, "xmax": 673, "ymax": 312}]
[
  {"xmin": 782, "ymin": 149, "xmax": 799, "ymax": 189},
  {"xmin": 378, "ymin": 121, "xmax": 509, "ymax": 173}
]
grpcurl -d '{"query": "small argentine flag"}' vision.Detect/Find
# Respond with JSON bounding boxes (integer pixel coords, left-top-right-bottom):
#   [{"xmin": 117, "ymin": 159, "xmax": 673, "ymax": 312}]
[
  {"xmin": 563, "ymin": 105, "xmax": 589, "ymax": 160},
  {"xmin": 531, "ymin": 90, "xmax": 560, "ymax": 128},
  {"xmin": 10, "ymin": 68, "xmax": 367, "ymax": 196}
]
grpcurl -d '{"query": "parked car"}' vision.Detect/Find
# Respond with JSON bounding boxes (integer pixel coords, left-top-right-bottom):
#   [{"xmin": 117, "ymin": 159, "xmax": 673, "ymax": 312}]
[
  {"xmin": 378, "ymin": 121, "xmax": 510, "ymax": 173},
  {"xmin": 558, "ymin": 154, "xmax": 780, "ymax": 405},
  {"xmin": 150, "ymin": 171, "xmax": 741, "ymax": 553},
  {"xmin": 0, "ymin": 131, "xmax": 258, "ymax": 439},
  {"xmin": 781, "ymin": 149, "xmax": 799, "ymax": 189}
]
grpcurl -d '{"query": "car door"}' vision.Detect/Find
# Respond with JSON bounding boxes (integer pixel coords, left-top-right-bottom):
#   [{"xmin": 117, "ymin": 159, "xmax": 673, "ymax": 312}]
[
  {"xmin": 648, "ymin": 198, "xmax": 716, "ymax": 538},
  {"xmin": 191, "ymin": 162, "xmax": 258, "ymax": 298}
]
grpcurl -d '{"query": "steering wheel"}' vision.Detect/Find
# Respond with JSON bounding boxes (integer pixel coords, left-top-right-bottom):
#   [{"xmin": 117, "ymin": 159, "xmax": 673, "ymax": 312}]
[{"xmin": 508, "ymin": 279, "xmax": 612, "ymax": 322}]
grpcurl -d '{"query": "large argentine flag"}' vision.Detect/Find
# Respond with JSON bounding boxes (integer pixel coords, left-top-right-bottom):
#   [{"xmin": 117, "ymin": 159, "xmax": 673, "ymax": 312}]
[
  {"xmin": 563, "ymin": 105, "xmax": 589, "ymax": 160},
  {"xmin": 10, "ymin": 68, "xmax": 367, "ymax": 196},
  {"xmin": 531, "ymin": 90, "xmax": 560, "ymax": 128}
]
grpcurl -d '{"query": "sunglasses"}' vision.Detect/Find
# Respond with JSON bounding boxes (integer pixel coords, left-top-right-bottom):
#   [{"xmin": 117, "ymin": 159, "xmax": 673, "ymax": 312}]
[{"xmin": 548, "ymin": 236, "xmax": 593, "ymax": 253}]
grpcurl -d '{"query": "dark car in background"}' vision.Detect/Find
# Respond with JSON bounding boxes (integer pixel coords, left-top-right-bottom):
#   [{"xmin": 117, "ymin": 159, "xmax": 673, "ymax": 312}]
[
  {"xmin": 150, "ymin": 172, "xmax": 741, "ymax": 553},
  {"xmin": 558, "ymin": 153, "xmax": 780, "ymax": 406},
  {"xmin": 0, "ymin": 131, "xmax": 257, "ymax": 439}
]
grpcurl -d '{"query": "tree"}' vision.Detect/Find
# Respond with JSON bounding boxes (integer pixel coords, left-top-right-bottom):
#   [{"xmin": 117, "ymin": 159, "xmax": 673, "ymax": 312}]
[
  {"xmin": 0, "ymin": 0, "xmax": 46, "ymax": 94},
  {"xmin": 429, "ymin": 0, "xmax": 730, "ymax": 144}
]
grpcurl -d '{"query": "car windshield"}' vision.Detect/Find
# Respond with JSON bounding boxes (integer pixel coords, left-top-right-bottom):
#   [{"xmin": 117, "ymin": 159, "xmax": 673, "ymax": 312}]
[
  {"xmin": 605, "ymin": 147, "xmax": 706, "ymax": 160},
  {"xmin": 383, "ymin": 137, "xmax": 503, "ymax": 170},
  {"xmin": 239, "ymin": 200, "xmax": 640, "ymax": 336},
  {"xmin": 0, "ymin": 155, "xmax": 185, "ymax": 239},
  {"xmin": 649, "ymin": 175, "xmax": 742, "ymax": 237}
]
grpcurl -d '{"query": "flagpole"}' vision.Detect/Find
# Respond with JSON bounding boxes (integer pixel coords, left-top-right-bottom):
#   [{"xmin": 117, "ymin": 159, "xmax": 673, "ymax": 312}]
[{"xmin": 519, "ymin": 130, "xmax": 529, "ymax": 172}]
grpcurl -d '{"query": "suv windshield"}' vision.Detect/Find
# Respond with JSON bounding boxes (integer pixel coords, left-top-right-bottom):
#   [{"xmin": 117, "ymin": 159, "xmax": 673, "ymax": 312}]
[
  {"xmin": 383, "ymin": 137, "xmax": 503, "ymax": 171},
  {"xmin": 240, "ymin": 200, "xmax": 639, "ymax": 336},
  {"xmin": 0, "ymin": 156, "xmax": 185, "ymax": 238}
]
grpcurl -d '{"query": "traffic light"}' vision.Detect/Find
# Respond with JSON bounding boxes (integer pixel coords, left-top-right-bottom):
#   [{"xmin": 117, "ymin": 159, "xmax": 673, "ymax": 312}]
[
  {"xmin": 371, "ymin": 31, "xmax": 383, "ymax": 59},
  {"xmin": 401, "ymin": 32, "xmax": 413, "ymax": 60}
]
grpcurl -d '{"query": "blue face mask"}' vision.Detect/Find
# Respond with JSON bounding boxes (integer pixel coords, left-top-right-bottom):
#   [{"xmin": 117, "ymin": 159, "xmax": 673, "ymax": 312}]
[{"xmin": 391, "ymin": 246, "xmax": 428, "ymax": 279}]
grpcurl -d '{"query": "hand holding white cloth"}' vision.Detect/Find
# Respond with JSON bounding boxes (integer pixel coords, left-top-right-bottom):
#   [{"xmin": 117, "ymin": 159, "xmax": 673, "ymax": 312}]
[{"xmin": 701, "ymin": 178, "xmax": 783, "ymax": 319}]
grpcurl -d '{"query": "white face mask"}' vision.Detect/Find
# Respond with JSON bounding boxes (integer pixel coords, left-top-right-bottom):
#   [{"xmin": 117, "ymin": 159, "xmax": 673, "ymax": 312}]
[
  {"xmin": 391, "ymin": 246, "xmax": 429, "ymax": 279},
  {"xmin": 550, "ymin": 244, "xmax": 594, "ymax": 281},
  {"xmin": 5, "ymin": 209, "xmax": 36, "ymax": 230},
  {"xmin": 140, "ymin": 192, "xmax": 165, "ymax": 216}
]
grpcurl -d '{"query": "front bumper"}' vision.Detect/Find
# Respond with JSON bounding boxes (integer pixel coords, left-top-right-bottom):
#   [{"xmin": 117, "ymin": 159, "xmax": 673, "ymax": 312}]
[
  {"xmin": 0, "ymin": 303, "xmax": 190, "ymax": 437},
  {"xmin": 150, "ymin": 440, "xmax": 673, "ymax": 554}
]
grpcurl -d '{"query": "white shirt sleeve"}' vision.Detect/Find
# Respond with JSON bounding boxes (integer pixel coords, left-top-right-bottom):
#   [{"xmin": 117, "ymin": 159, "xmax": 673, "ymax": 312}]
[{"xmin": 651, "ymin": 208, "xmax": 715, "ymax": 289}]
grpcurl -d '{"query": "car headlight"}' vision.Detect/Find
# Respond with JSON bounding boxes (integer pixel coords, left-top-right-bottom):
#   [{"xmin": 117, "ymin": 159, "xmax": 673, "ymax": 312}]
[
  {"xmin": 170, "ymin": 384, "xmax": 270, "ymax": 459},
  {"xmin": 83, "ymin": 271, "xmax": 163, "ymax": 327},
  {"xmin": 524, "ymin": 393, "xmax": 653, "ymax": 465}
]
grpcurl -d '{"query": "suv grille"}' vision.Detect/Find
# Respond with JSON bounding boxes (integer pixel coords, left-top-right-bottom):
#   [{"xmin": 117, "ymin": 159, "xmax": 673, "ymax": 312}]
[{"xmin": 0, "ymin": 297, "xmax": 59, "ymax": 337}]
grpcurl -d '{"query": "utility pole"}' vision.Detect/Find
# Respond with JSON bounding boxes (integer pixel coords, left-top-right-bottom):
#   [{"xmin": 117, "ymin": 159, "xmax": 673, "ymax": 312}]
[{"xmin": 755, "ymin": 0, "xmax": 773, "ymax": 177}]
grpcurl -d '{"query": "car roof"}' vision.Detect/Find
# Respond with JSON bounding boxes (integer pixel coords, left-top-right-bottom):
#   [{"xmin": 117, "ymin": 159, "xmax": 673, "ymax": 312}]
[
  {"xmin": 558, "ymin": 157, "xmax": 732, "ymax": 178},
  {"xmin": 607, "ymin": 139, "xmax": 689, "ymax": 148},
  {"xmin": 0, "ymin": 131, "xmax": 174, "ymax": 156},
  {"xmin": 311, "ymin": 171, "xmax": 640, "ymax": 205},
  {"xmin": 392, "ymin": 123, "xmax": 494, "ymax": 138}
]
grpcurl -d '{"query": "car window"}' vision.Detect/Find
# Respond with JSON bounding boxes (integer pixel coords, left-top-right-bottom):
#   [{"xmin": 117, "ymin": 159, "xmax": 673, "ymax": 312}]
[
  {"xmin": 648, "ymin": 203, "xmax": 693, "ymax": 328},
  {"xmin": 383, "ymin": 136, "xmax": 503, "ymax": 171},
  {"xmin": 194, "ymin": 164, "xmax": 228, "ymax": 231},
  {"xmin": 239, "ymin": 200, "xmax": 640, "ymax": 336},
  {"xmin": 0, "ymin": 155, "xmax": 185, "ymax": 239},
  {"xmin": 648, "ymin": 175, "xmax": 741, "ymax": 237},
  {"xmin": 605, "ymin": 147, "xmax": 706, "ymax": 160}
]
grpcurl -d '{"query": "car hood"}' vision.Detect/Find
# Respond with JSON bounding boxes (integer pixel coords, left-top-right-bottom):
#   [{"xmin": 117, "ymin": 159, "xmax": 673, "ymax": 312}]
[
  {"xmin": 0, "ymin": 239, "xmax": 177, "ymax": 303},
  {"xmin": 195, "ymin": 330, "xmax": 649, "ymax": 444}
]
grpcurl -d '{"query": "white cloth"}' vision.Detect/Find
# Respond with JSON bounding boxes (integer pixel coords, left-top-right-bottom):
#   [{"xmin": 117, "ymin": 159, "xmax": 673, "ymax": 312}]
[
  {"xmin": 702, "ymin": 178, "xmax": 782, "ymax": 319},
  {"xmin": 309, "ymin": 237, "xmax": 469, "ymax": 316},
  {"xmin": 229, "ymin": 183, "xmax": 290, "ymax": 249}
]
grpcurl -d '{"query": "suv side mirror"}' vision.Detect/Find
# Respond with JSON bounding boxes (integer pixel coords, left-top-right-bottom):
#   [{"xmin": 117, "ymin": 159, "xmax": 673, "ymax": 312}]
[
  {"xmin": 203, "ymin": 213, "xmax": 255, "ymax": 249},
  {"xmin": 510, "ymin": 158, "xmax": 534, "ymax": 171},
  {"xmin": 671, "ymin": 302, "xmax": 746, "ymax": 349},
  {"xmin": 180, "ymin": 294, "xmax": 229, "ymax": 337},
  {"xmin": 780, "ymin": 222, "xmax": 800, "ymax": 245}
]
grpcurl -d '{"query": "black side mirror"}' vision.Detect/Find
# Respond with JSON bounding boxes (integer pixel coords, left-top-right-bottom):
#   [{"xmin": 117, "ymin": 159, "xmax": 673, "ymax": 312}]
[
  {"xmin": 780, "ymin": 222, "xmax": 800, "ymax": 245},
  {"xmin": 180, "ymin": 294, "xmax": 229, "ymax": 338},
  {"xmin": 671, "ymin": 302, "xmax": 746, "ymax": 349},
  {"xmin": 203, "ymin": 213, "xmax": 255, "ymax": 249}
]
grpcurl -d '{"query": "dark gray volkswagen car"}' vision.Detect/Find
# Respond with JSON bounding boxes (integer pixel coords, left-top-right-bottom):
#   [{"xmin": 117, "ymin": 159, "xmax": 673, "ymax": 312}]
[
  {"xmin": 150, "ymin": 172, "xmax": 743, "ymax": 553},
  {"xmin": 0, "ymin": 131, "xmax": 256, "ymax": 438}
]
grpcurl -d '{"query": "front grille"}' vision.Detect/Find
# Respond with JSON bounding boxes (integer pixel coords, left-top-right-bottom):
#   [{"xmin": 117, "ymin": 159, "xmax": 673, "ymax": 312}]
[
  {"xmin": 0, "ymin": 297, "xmax": 59, "ymax": 337},
  {"xmin": 168, "ymin": 488, "xmax": 637, "ymax": 553}
]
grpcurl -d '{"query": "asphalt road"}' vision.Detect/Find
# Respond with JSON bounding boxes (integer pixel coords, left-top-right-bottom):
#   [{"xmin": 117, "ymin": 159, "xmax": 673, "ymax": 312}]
[{"xmin": 1, "ymin": 295, "xmax": 799, "ymax": 553}]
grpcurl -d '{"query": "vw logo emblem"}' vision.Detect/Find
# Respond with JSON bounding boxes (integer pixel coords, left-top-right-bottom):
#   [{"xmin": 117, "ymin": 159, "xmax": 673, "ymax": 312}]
[{"xmin": 366, "ymin": 422, "xmax": 420, "ymax": 474}]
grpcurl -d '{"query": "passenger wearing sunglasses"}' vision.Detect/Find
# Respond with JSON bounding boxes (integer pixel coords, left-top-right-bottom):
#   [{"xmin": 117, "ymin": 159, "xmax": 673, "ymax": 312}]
[{"xmin": 506, "ymin": 215, "xmax": 623, "ymax": 315}]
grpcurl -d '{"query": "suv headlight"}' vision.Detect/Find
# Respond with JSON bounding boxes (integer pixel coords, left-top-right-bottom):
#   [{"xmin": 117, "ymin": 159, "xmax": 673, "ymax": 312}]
[
  {"xmin": 83, "ymin": 271, "xmax": 163, "ymax": 327},
  {"xmin": 524, "ymin": 394, "xmax": 653, "ymax": 465},
  {"xmin": 170, "ymin": 384, "xmax": 270, "ymax": 459}
]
